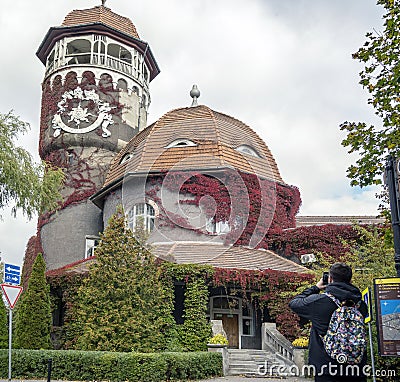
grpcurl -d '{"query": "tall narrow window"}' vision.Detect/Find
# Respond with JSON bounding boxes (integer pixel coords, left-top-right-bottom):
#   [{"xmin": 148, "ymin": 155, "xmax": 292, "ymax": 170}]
[
  {"xmin": 85, "ymin": 236, "xmax": 99, "ymax": 259},
  {"xmin": 206, "ymin": 218, "xmax": 230, "ymax": 235},
  {"xmin": 127, "ymin": 203, "xmax": 155, "ymax": 233}
]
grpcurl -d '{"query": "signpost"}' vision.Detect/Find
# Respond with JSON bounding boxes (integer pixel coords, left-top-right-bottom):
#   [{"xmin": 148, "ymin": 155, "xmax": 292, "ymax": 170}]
[
  {"xmin": 3, "ymin": 263, "xmax": 21, "ymax": 286},
  {"xmin": 1, "ymin": 262, "xmax": 23, "ymax": 381},
  {"xmin": 362, "ymin": 287, "xmax": 376, "ymax": 382},
  {"xmin": 374, "ymin": 278, "xmax": 400, "ymax": 356}
]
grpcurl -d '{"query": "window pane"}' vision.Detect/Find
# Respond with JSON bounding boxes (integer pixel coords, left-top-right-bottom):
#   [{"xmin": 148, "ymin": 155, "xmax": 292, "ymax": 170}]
[
  {"xmin": 136, "ymin": 203, "xmax": 144, "ymax": 215},
  {"xmin": 243, "ymin": 319, "xmax": 252, "ymax": 335}
]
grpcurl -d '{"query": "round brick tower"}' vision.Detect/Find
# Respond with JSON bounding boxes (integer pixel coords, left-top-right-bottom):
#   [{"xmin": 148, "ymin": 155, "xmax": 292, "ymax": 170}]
[{"xmin": 36, "ymin": 4, "xmax": 159, "ymax": 269}]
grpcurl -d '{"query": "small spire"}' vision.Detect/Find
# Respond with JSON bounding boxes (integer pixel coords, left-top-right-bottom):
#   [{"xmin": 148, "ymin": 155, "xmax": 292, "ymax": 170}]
[
  {"xmin": 190, "ymin": 84, "xmax": 200, "ymax": 107},
  {"xmin": 101, "ymin": 0, "xmax": 107, "ymax": 6}
]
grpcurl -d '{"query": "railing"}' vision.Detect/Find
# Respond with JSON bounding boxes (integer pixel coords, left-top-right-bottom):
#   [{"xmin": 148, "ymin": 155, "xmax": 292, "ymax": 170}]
[
  {"xmin": 262, "ymin": 323, "xmax": 294, "ymax": 362},
  {"xmin": 46, "ymin": 54, "xmax": 138, "ymax": 81}
]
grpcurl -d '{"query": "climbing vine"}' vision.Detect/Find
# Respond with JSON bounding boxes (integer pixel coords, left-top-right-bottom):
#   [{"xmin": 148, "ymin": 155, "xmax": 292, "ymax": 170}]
[{"xmin": 145, "ymin": 170, "xmax": 301, "ymax": 247}]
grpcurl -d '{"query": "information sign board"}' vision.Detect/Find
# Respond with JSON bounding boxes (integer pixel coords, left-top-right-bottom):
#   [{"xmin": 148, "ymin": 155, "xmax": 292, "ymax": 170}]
[{"xmin": 374, "ymin": 278, "xmax": 400, "ymax": 356}]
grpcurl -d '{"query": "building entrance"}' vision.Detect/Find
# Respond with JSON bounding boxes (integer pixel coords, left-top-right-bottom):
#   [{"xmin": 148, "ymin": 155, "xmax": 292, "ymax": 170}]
[{"xmin": 221, "ymin": 313, "xmax": 239, "ymax": 348}]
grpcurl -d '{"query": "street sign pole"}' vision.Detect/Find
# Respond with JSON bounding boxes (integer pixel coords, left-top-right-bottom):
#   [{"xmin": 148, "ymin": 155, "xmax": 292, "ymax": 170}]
[
  {"xmin": 368, "ymin": 321, "xmax": 376, "ymax": 382},
  {"xmin": 8, "ymin": 308, "xmax": 12, "ymax": 381},
  {"xmin": 362, "ymin": 287, "xmax": 376, "ymax": 381},
  {"xmin": 1, "ymin": 283, "xmax": 23, "ymax": 382}
]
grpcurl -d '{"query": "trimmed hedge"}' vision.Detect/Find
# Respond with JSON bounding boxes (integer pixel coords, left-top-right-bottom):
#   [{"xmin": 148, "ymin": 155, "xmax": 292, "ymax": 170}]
[{"xmin": 0, "ymin": 349, "xmax": 222, "ymax": 381}]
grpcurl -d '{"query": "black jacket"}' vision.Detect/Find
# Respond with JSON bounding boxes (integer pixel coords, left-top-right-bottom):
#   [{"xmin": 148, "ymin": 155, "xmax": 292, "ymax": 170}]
[{"xmin": 289, "ymin": 282, "xmax": 368, "ymax": 377}]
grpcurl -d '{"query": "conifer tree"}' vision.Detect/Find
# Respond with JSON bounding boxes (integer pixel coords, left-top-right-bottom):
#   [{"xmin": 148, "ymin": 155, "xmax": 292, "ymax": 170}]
[
  {"xmin": 72, "ymin": 208, "xmax": 175, "ymax": 352},
  {"xmin": 0, "ymin": 298, "xmax": 7, "ymax": 349},
  {"xmin": 13, "ymin": 253, "xmax": 52, "ymax": 349}
]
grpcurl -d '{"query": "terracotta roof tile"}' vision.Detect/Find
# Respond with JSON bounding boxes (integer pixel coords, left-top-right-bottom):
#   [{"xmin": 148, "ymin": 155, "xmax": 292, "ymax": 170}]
[
  {"xmin": 62, "ymin": 6, "xmax": 140, "ymax": 39},
  {"xmin": 153, "ymin": 242, "xmax": 308, "ymax": 273},
  {"xmin": 48, "ymin": 243, "xmax": 308, "ymax": 275},
  {"xmin": 103, "ymin": 105, "xmax": 284, "ymax": 188},
  {"xmin": 296, "ymin": 215, "xmax": 384, "ymax": 227}
]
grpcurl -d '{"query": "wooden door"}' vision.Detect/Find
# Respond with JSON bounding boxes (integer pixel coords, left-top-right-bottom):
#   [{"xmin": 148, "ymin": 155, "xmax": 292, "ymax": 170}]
[{"xmin": 221, "ymin": 314, "xmax": 239, "ymax": 348}]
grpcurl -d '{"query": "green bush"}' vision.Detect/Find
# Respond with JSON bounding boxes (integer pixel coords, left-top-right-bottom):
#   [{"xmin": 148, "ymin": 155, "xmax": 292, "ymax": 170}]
[{"xmin": 0, "ymin": 349, "xmax": 222, "ymax": 381}]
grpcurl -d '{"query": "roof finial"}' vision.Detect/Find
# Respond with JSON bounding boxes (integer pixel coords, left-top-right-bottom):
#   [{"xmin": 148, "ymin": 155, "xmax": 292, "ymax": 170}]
[
  {"xmin": 101, "ymin": 0, "xmax": 107, "ymax": 6},
  {"xmin": 190, "ymin": 84, "xmax": 200, "ymax": 107}
]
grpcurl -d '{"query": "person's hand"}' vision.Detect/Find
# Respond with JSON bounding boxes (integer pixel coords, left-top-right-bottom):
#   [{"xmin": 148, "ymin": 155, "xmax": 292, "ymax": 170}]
[{"xmin": 316, "ymin": 278, "xmax": 326, "ymax": 290}]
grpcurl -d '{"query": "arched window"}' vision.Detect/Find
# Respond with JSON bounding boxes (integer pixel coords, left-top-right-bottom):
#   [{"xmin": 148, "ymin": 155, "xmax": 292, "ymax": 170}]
[
  {"xmin": 66, "ymin": 39, "xmax": 91, "ymax": 65},
  {"xmin": 107, "ymin": 43, "xmax": 132, "ymax": 64},
  {"xmin": 127, "ymin": 203, "xmax": 155, "ymax": 233},
  {"xmin": 166, "ymin": 139, "xmax": 197, "ymax": 148},
  {"xmin": 117, "ymin": 78, "xmax": 128, "ymax": 91},
  {"xmin": 236, "ymin": 145, "xmax": 261, "ymax": 158},
  {"xmin": 120, "ymin": 152, "xmax": 133, "ymax": 164}
]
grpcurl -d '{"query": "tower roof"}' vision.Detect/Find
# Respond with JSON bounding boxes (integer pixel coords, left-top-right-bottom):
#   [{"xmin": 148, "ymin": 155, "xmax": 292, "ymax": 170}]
[
  {"xmin": 62, "ymin": 5, "xmax": 140, "ymax": 39},
  {"xmin": 102, "ymin": 105, "xmax": 284, "ymax": 191}
]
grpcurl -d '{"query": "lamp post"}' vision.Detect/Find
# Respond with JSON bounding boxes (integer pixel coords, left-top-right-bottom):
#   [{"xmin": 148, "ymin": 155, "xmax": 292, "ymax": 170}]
[{"xmin": 384, "ymin": 155, "xmax": 400, "ymax": 277}]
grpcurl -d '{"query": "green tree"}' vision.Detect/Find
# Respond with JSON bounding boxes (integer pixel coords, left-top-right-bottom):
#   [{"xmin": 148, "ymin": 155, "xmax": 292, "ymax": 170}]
[
  {"xmin": 0, "ymin": 262, "xmax": 7, "ymax": 349},
  {"xmin": 13, "ymin": 253, "xmax": 52, "ymax": 349},
  {"xmin": 71, "ymin": 209, "xmax": 175, "ymax": 352},
  {"xmin": 0, "ymin": 111, "xmax": 64, "ymax": 218},
  {"xmin": 0, "ymin": 299, "xmax": 7, "ymax": 349},
  {"xmin": 340, "ymin": 1, "xmax": 400, "ymax": 187}
]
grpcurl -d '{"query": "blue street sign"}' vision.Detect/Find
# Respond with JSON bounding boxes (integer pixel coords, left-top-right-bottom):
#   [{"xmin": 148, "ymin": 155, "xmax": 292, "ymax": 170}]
[{"xmin": 3, "ymin": 263, "xmax": 21, "ymax": 286}]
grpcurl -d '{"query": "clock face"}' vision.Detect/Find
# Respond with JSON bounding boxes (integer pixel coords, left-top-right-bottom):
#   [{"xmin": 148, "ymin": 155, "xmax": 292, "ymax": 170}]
[{"xmin": 52, "ymin": 87, "xmax": 113, "ymax": 138}]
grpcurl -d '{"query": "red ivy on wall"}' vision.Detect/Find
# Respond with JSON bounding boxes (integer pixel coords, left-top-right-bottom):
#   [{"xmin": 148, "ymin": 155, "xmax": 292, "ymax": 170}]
[
  {"xmin": 266, "ymin": 224, "xmax": 361, "ymax": 261},
  {"xmin": 146, "ymin": 170, "xmax": 301, "ymax": 247}
]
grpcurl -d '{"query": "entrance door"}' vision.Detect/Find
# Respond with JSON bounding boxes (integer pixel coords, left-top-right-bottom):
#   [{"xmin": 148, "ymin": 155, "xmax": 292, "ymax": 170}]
[{"xmin": 221, "ymin": 314, "xmax": 239, "ymax": 348}]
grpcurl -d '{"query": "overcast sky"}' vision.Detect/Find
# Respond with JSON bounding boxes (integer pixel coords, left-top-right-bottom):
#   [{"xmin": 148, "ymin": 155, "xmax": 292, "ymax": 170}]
[{"xmin": 0, "ymin": 0, "xmax": 385, "ymax": 265}]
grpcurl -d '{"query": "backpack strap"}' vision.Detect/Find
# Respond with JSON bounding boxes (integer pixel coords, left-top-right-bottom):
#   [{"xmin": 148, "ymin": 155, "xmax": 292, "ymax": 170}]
[
  {"xmin": 324, "ymin": 292, "xmax": 362, "ymax": 311},
  {"xmin": 324, "ymin": 292, "xmax": 341, "ymax": 307}
]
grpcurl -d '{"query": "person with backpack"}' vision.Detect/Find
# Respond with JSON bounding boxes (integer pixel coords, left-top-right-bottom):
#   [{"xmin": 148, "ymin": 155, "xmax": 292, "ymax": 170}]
[{"xmin": 289, "ymin": 262, "xmax": 368, "ymax": 382}]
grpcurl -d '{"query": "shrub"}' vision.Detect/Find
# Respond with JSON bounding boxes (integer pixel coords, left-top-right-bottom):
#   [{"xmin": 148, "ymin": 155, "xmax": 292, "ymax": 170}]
[{"xmin": 0, "ymin": 349, "xmax": 222, "ymax": 381}]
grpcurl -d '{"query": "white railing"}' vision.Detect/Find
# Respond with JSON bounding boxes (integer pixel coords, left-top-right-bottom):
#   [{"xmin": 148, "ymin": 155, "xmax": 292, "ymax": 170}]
[{"xmin": 262, "ymin": 323, "xmax": 294, "ymax": 362}]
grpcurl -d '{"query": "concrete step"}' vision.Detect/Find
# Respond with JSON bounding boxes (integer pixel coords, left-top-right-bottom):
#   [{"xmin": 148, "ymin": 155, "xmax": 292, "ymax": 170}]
[{"xmin": 226, "ymin": 349, "xmax": 287, "ymax": 376}]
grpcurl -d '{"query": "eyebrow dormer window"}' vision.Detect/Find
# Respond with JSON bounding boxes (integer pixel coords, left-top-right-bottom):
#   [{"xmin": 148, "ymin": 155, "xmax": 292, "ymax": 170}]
[
  {"xmin": 166, "ymin": 139, "xmax": 197, "ymax": 148},
  {"xmin": 236, "ymin": 145, "xmax": 261, "ymax": 158},
  {"xmin": 120, "ymin": 153, "xmax": 133, "ymax": 164}
]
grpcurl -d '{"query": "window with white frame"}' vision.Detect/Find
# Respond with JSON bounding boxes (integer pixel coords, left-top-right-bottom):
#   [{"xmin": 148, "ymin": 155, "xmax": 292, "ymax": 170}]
[
  {"xmin": 127, "ymin": 203, "xmax": 155, "ymax": 233},
  {"xmin": 206, "ymin": 217, "xmax": 230, "ymax": 235},
  {"xmin": 165, "ymin": 139, "xmax": 197, "ymax": 148},
  {"xmin": 85, "ymin": 236, "xmax": 99, "ymax": 259},
  {"xmin": 236, "ymin": 145, "xmax": 261, "ymax": 158}
]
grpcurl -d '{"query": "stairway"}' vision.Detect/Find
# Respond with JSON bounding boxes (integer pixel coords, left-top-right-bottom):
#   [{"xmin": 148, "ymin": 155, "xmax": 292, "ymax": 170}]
[{"xmin": 226, "ymin": 349, "xmax": 293, "ymax": 377}]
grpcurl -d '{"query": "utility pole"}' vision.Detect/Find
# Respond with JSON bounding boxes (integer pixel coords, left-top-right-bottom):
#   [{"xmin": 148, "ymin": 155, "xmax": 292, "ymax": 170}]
[{"xmin": 384, "ymin": 155, "xmax": 400, "ymax": 277}]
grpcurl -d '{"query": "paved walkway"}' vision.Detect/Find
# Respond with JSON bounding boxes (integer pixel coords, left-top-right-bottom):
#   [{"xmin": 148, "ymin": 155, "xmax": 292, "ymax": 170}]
[
  {"xmin": 1, "ymin": 378, "xmax": 310, "ymax": 382},
  {"xmin": 199, "ymin": 377, "xmax": 310, "ymax": 382}
]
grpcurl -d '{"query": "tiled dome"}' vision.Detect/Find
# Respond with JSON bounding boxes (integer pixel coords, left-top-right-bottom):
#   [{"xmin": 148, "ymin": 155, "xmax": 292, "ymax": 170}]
[
  {"xmin": 62, "ymin": 5, "xmax": 140, "ymax": 39},
  {"xmin": 104, "ymin": 105, "xmax": 284, "ymax": 187}
]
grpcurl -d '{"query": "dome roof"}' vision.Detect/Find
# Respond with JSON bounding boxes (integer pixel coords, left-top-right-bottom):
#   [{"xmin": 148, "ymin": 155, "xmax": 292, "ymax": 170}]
[
  {"xmin": 104, "ymin": 105, "xmax": 283, "ymax": 188},
  {"xmin": 62, "ymin": 5, "xmax": 140, "ymax": 39}
]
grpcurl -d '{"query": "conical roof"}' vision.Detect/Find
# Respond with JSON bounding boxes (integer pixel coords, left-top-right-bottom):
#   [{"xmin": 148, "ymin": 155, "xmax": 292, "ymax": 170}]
[
  {"xmin": 62, "ymin": 5, "xmax": 140, "ymax": 39},
  {"xmin": 104, "ymin": 105, "xmax": 283, "ymax": 188}
]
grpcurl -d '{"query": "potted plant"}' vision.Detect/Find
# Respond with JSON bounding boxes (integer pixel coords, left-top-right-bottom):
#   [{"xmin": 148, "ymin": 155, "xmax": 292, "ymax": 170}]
[
  {"xmin": 292, "ymin": 337, "xmax": 309, "ymax": 349},
  {"xmin": 207, "ymin": 334, "xmax": 229, "ymax": 351}
]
